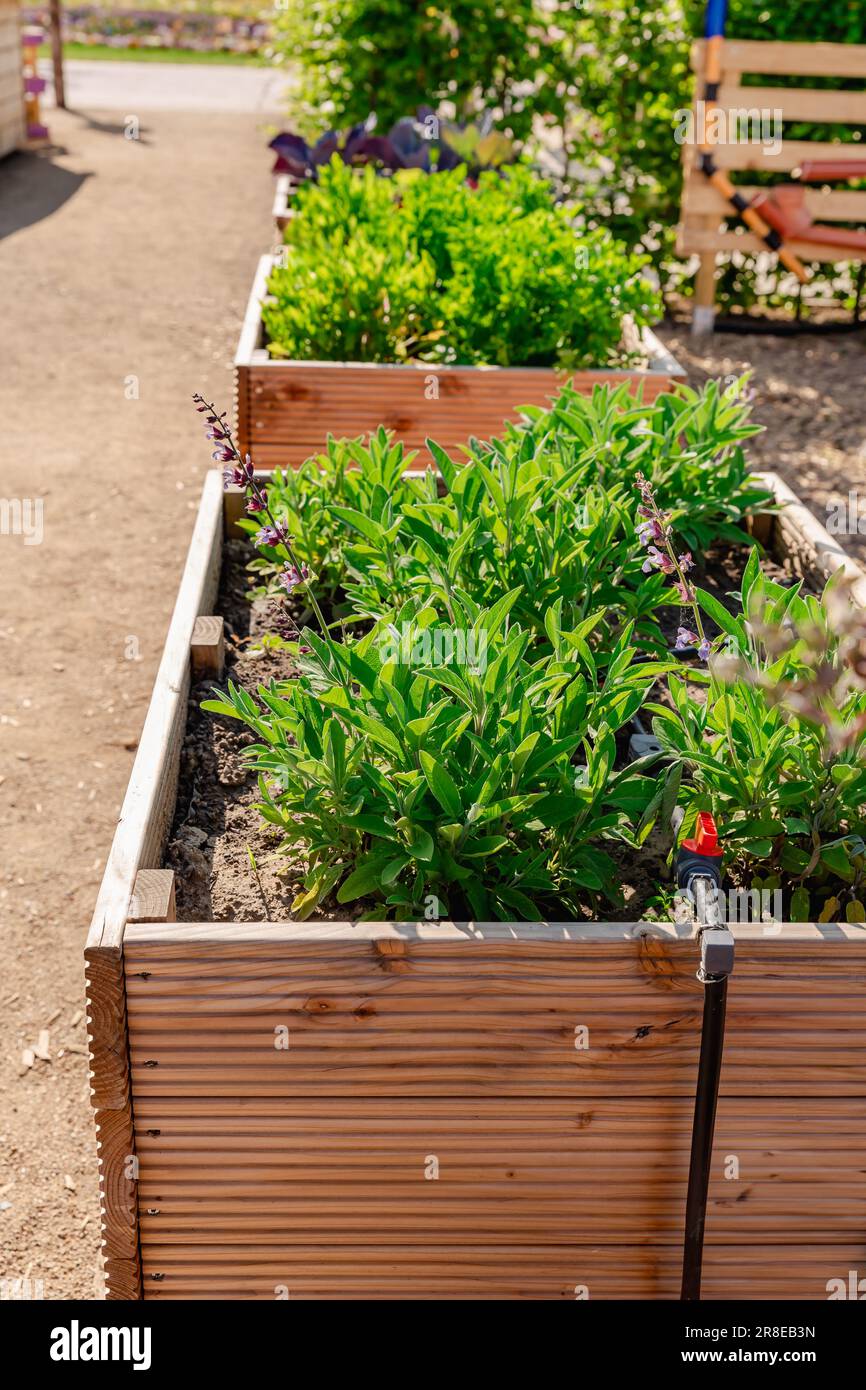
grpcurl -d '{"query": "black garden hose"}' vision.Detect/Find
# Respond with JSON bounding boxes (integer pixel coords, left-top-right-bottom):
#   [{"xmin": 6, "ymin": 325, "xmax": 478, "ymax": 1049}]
[{"xmin": 677, "ymin": 814, "xmax": 734, "ymax": 1302}]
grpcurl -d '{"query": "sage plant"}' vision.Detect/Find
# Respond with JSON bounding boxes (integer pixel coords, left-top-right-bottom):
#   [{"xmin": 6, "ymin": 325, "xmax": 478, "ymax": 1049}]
[{"xmin": 634, "ymin": 472, "xmax": 712, "ymax": 659}]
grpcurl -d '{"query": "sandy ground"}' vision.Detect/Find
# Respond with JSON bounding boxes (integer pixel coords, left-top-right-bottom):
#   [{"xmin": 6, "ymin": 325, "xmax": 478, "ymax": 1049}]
[
  {"xmin": 1, "ymin": 90, "xmax": 866, "ymax": 1301},
  {"xmin": 659, "ymin": 323, "xmax": 866, "ymax": 567},
  {"xmin": 0, "ymin": 103, "xmax": 276, "ymax": 1299}
]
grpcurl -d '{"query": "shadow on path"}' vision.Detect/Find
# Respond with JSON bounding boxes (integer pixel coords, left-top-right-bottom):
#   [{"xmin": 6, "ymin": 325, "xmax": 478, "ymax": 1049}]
[
  {"xmin": 0, "ymin": 110, "xmax": 153, "ymax": 240},
  {"xmin": 0, "ymin": 148, "xmax": 91, "ymax": 240},
  {"xmin": 63, "ymin": 107, "xmax": 154, "ymax": 144}
]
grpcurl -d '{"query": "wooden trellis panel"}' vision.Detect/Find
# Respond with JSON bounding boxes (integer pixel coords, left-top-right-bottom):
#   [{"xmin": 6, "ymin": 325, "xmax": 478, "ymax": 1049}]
[{"xmin": 678, "ymin": 39, "xmax": 866, "ymax": 330}]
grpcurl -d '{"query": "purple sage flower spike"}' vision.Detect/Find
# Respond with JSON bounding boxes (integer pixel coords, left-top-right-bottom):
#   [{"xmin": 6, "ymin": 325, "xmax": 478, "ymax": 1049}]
[{"xmin": 675, "ymin": 627, "xmax": 699, "ymax": 652}]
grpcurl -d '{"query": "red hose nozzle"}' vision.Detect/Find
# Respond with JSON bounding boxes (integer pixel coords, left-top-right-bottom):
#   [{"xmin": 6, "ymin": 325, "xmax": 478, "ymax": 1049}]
[{"xmin": 682, "ymin": 812, "xmax": 723, "ymax": 858}]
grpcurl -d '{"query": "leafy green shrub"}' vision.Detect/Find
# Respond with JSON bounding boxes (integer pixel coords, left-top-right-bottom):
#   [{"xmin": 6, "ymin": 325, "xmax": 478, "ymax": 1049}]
[
  {"xmin": 553, "ymin": 2, "xmax": 696, "ymax": 271},
  {"xmin": 262, "ymin": 160, "xmax": 661, "ymax": 369},
  {"xmin": 723, "ymin": 1, "xmax": 866, "ymax": 46},
  {"xmin": 648, "ymin": 551, "xmax": 866, "ymax": 920},
  {"xmin": 204, "ymin": 597, "xmax": 665, "ymax": 919},
  {"xmin": 272, "ymin": 0, "xmax": 572, "ymax": 142},
  {"xmin": 241, "ymin": 431, "xmax": 418, "ymax": 609}
]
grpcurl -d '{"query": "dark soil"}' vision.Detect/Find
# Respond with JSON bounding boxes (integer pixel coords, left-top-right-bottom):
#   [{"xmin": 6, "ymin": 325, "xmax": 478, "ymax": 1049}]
[
  {"xmin": 166, "ymin": 542, "xmax": 305, "ymax": 922},
  {"xmin": 166, "ymin": 527, "xmax": 812, "ymax": 924}
]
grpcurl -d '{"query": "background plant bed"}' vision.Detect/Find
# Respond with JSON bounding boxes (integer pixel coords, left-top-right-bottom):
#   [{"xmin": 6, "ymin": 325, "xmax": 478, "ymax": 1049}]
[
  {"xmin": 235, "ymin": 254, "xmax": 686, "ymax": 468},
  {"xmin": 86, "ymin": 468, "xmax": 866, "ymax": 1300}
]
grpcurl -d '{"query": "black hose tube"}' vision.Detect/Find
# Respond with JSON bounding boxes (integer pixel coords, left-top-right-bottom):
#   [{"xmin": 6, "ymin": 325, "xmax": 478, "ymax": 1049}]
[{"xmin": 681, "ymin": 973, "xmax": 729, "ymax": 1301}]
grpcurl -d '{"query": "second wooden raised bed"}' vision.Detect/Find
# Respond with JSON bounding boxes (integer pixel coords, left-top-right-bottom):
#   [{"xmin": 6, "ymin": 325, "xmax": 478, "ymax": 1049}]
[
  {"xmin": 86, "ymin": 467, "xmax": 866, "ymax": 1300},
  {"xmin": 235, "ymin": 254, "xmax": 686, "ymax": 467}
]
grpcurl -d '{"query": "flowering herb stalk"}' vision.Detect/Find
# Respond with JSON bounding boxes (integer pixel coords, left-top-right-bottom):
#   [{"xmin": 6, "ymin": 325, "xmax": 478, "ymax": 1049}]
[
  {"xmin": 193, "ymin": 393, "xmax": 354, "ymax": 703},
  {"xmin": 635, "ymin": 472, "xmax": 713, "ymax": 661}
]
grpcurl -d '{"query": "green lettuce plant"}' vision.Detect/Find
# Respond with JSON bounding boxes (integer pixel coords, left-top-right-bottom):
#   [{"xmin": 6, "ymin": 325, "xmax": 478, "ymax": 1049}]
[{"xmin": 262, "ymin": 159, "xmax": 661, "ymax": 369}]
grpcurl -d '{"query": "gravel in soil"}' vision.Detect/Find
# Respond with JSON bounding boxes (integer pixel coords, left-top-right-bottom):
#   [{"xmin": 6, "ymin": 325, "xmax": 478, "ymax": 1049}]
[{"xmin": 167, "ymin": 541, "xmax": 305, "ymax": 922}]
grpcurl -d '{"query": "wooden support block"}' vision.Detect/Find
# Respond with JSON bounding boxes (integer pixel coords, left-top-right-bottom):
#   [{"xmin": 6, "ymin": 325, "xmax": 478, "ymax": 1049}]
[
  {"xmin": 223, "ymin": 485, "xmax": 247, "ymax": 539},
  {"xmin": 190, "ymin": 616, "xmax": 225, "ymax": 682},
  {"xmin": 746, "ymin": 510, "xmax": 775, "ymax": 547},
  {"xmin": 128, "ymin": 870, "xmax": 177, "ymax": 925},
  {"xmin": 692, "ymin": 215, "xmax": 719, "ymax": 336}
]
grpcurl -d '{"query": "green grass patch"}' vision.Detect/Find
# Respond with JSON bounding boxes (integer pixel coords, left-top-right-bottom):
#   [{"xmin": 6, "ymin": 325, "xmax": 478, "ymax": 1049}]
[{"xmin": 47, "ymin": 42, "xmax": 270, "ymax": 66}]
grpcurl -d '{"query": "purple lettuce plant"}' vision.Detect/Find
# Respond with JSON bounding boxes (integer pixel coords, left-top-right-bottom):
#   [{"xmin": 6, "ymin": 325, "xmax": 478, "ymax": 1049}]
[
  {"xmin": 634, "ymin": 472, "xmax": 714, "ymax": 662},
  {"xmin": 192, "ymin": 393, "xmax": 351, "ymax": 700},
  {"xmin": 269, "ymin": 108, "xmax": 515, "ymax": 181},
  {"xmin": 269, "ymin": 120, "xmax": 395, "ymax": 179}
]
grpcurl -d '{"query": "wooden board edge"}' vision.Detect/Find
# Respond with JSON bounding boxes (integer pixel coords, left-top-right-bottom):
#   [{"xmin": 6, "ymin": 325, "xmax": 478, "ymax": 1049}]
[
  {"xmin": 234, "ymin": 253, "xmax": 274, "ymax": 368},
  {"xmin": 87, "ymin": 467, "xmax": 224, "ymax": 957},
  {"xmin": 272, "ymin": 173, "xmax": 295, "ymax": 230},
  {"xmin": 691, "ymin": 36, "xmax": 866, "ymax": 80},
  {"xmin": 232, "ymin": 347, "xmax": 679, "ymax": 386},
  {"xmin": 640, "ymin": 325, "xmax": 686, "ymax": 380},
  {"xmin": 679, "ymin": 228, "xmax": 866, "ymax": 262},
  {"xmin": 123, "ymin": 918, "xmax": 866, "ymax": 948},
  {"xmin": 760, "ymin": 469, "xmax": 866, "ymax": 607},
  {"xmin": 234, "ymin": 254, "xmax": 274, "ymax": 455},
  {"xmin": 85, "ymin": 473, "xmax": 224, "ymax": 1297}
]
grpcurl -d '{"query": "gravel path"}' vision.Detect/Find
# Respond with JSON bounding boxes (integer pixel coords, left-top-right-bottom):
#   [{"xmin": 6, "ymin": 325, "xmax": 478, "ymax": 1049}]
[
  {"xmin": 0, "ymin": 104, "xmax": 276, "ymax": 1299},
  {"xmin": 660, "ymin": 323, "xmax": 866, "ymax": 566}
]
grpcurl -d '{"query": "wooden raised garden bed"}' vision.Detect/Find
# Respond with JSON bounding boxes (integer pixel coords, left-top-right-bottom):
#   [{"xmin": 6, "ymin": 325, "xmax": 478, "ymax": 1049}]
[
  {"xmin": 235, "ymin": 254, "xmax": 686, "ymax": 468},
  {"xmin": 86, "ymin": 467, "xmax": 866, "ymax": 1301}
]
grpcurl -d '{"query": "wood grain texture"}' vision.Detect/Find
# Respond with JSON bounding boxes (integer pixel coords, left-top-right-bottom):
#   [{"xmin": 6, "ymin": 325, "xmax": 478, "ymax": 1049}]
[
  {"xmin": 88, "ymin": 469, "xmax": 223, "ymax": 957},
  {"xmin": 84, "ymin": 946, "xmax": 141, "ymax": 1301},
  {"xmin": 138, "ymin": 1244, "xmax": 866, "ymax": 1300},
  {"xmin": 128, "ymin": 870, "xmax": 176, "ymax": 925},
  {"xmin": 123, "ymin": 933, "xmax": 866, "ymax": 1097},
  {"xmin": 125, "ymin": 922, "xmax": 866, "ymax": 1297},
  {"xmin": 685, "ymin": 183, "xmax": 866, "ymax": 224},
  {"xmin": 234, "ymin": 255, "xmax": 685, "ymax": 466},
  {"xmin": 693, "ymin": 38, "xmax": 866, "ymax": 81},
  {"xmin": 222, "ymin": 485, "xmax": 247, "ymax": 539},
  {"xmin": 758, "ymin": 470, "xmax": 866, "ymax": 606},
  {"xmin": 715, "ymin": 83, "xmax": 866, "ymax": 128},
  {"xmin": 190, "ymin": 615, "xmax": 225, "ymax": 681}
]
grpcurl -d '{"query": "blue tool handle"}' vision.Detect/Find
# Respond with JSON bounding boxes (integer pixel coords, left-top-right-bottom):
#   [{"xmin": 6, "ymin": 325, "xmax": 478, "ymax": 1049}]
[{"xmin": 705, "ymin": 0, "xmax": 728, "ymax": 38}]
